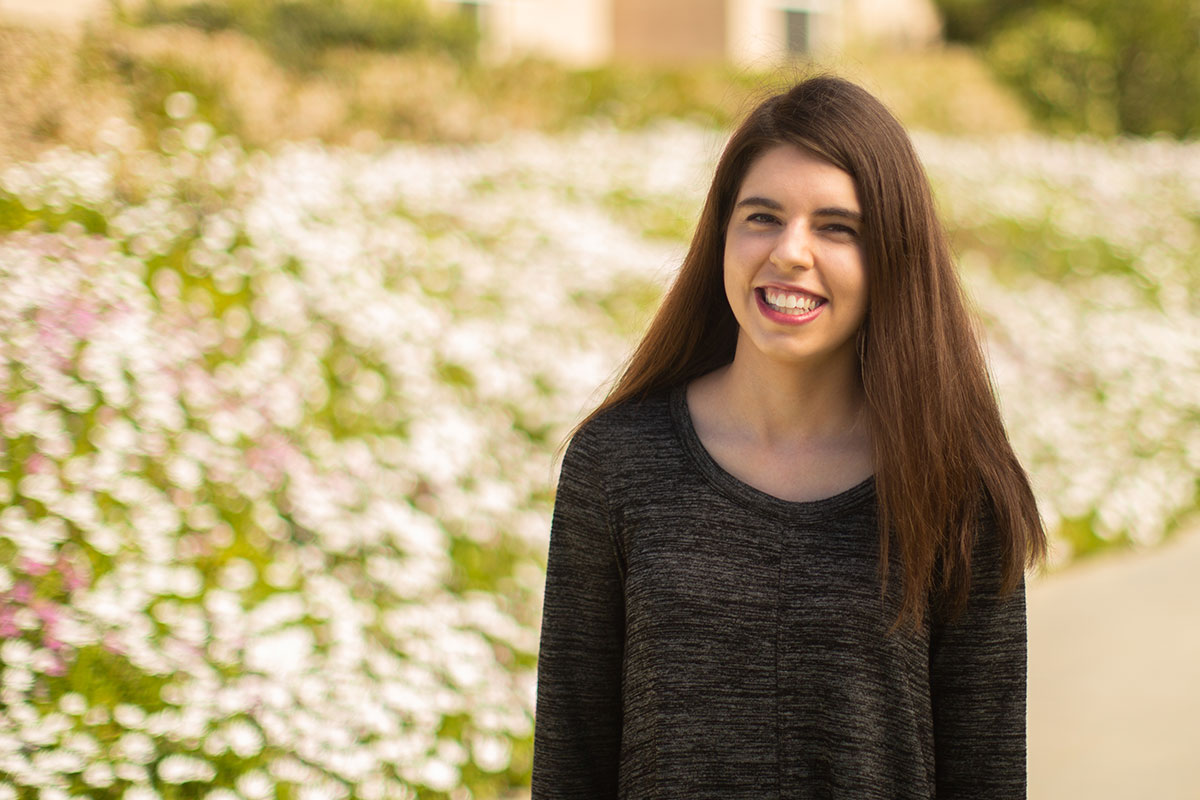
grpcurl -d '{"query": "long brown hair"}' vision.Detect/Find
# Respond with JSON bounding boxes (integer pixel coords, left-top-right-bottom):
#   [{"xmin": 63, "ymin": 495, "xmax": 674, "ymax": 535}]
[{"xmin": 580, "ymin": 75, "xmax": 1045, "ymax": 628}]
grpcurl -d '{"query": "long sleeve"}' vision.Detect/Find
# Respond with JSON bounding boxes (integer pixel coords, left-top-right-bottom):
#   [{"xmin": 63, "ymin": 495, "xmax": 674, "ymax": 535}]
[
  {"xmin": 532, "ymin": 427, "xmax": 625, "ymax": 799},
  {"xmin": 929, "ymin": 516, "xmax": 1028, "ymax": 799}
]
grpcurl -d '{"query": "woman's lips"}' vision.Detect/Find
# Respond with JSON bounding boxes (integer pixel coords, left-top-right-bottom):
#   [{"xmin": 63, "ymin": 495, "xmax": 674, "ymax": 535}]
[{"xmin": 756, "ymin": 287, "xmax": 825, "ymax": 324}]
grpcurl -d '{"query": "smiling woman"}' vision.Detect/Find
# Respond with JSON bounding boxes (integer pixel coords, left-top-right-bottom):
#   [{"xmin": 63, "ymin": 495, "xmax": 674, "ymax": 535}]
[
  {"xmin": 533, "ymin": 76, "xmax": 1047, "ymax": 799},
  {"xmin": 722, "ymin": 145, "xmax": 868, "ymax": 377},
  {"xmin": 694, "ymin": 143, "xmax": 874, "ymax": 504}
]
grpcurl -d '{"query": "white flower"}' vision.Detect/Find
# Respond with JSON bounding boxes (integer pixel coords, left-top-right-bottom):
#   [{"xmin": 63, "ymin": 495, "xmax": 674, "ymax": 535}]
[
  {"xmin": 297, "ymin": 784, "xmax": 345, "ymax": 800},
  {"xmin": 417, "ymin": 758, "xmax": 458, "ymax": 792},
  {"xmin": 218, "ymin": 558, "xmax": 257, "ymax": 592},
  {"xmin": 157, "ymin": 754, "xmax": 217, "ymax": 784},
  {"xmin": 471, "ymin": 734, "xmax": 512, "ymax": 773},
  {"xmin": 224, "ymin": 720, "xmax": 264, "ymax": 758},
  {"xmin": 0, "ymin": 640, "xmax": 32, "ymax": 668},
  {"xmin": 29, "ymin": 649, "xmax": 60, "ymax": 675},
  {"xmin": 32, "ymin": 747, "xmax": 84, "ymax": 774},
  {"xmin": 82, "ymin": 761, "xmax": 116, "ymax": 788},
  {"xmin": 113, "ymin": 731, "xmax": 155, "ymax": 764},
  {"xmin": 245, "ymin": 626, "xmax": 313, "ymax": 675},
  {"xmin": 113, "ymin": 704, "xmax": 147, "ymax": 730},
  {"xmin": 2, "ymin": 669, "xmax": 33, "ymax": 693},
  {"xmin": 204, "ymin": 791, "xmax": 240, "ymax": 800},
  {"xmin": 236, "ymin": 769, "xmax": 273, "ymax": 800},
  {"xmin": 122, "ymin": 787, "xmax": 161, "ymax": 800}
]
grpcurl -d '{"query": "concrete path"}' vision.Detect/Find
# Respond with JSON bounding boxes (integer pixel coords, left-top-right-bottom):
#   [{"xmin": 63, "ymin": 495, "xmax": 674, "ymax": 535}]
[{"xmin": 1028, "ymin": 525, "xmax": 1200, "ymax": 799}]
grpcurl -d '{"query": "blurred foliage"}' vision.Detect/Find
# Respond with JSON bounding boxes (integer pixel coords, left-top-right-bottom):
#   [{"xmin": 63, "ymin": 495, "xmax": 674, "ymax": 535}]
[
  {"xmin": 131, "ymin": 0, "xmax": 480, "ymax": 68},
  {"xmin": 0, "ymin": 17, "xmax": 1031, "ymax": 165},
  {"xmin": 935, "ymin": 0, "xmax": 1040, "ymax": 41},
  {"xmin": 986, "ymin": 8, "xmax": 1120, "ymax": 135},
  {"xmin": 933, "ymin": 0, "xmax": 1200, "ymax": 136}
]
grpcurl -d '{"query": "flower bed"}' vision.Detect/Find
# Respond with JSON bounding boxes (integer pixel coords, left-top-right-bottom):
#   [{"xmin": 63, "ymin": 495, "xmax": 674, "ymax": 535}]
[{"xmin": 0, "ymin": 107, "xmax": 1197, "ymax": 797}]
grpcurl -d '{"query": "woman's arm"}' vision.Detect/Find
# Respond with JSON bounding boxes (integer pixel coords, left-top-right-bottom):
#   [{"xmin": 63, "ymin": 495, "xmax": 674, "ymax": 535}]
[
  {"xmin": 929, "ymin": 516, "xmax": 1028, "ymax": 798},
  {"xmin": 532, "ymin": 426, "xmax": 625, "ymax": 799}
]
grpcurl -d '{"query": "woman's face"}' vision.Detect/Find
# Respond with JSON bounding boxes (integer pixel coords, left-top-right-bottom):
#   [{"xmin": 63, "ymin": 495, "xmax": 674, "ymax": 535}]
[{"xmin": 722, "ymin": 143, "xmax": 868, "ymax": 371}]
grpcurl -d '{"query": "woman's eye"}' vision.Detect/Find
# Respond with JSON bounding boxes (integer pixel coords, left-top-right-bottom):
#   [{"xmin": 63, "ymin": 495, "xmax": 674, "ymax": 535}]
[
  {"xmin": 824, "ymin": 224, "xmax": 859, "ymax": 237},
  {"xmin": 747, "ymin": 213, "xmax": 780, "ymax": 225}
]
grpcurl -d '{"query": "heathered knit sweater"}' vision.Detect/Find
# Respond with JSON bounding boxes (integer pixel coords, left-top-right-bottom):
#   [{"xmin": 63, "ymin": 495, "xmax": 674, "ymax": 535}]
[{"xmin": 533, "ymin": 387, "xmax": 1027, "ymax": 799}]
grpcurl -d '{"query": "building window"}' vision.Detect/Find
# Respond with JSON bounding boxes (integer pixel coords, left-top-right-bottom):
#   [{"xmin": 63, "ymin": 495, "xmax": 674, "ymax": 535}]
[{"xmin": 785, "ymin": 9, "xmax": 811, "ymax": 55}]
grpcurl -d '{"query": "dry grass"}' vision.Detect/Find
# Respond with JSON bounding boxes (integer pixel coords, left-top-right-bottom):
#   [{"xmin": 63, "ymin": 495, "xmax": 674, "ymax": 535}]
[
  {"xmin": 833, "ymin": 43, "xmax": 1033, "ymax": 135},
  {"xmin": 0, "ymin": 25, "xmax": 132, "ymax": 162}
]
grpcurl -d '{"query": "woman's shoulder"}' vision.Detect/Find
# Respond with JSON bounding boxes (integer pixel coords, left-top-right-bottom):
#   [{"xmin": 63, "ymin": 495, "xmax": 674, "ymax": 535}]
[
  {"xmin": 558, "ymin": 389, "xmax": 683, "ymax": 505},
  {"xmin": 570, "ymin": 388, "xmax": 678, "ymax": 456}
]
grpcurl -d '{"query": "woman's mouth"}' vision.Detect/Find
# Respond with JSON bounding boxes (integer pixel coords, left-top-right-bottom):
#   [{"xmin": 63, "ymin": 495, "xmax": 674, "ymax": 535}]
[{"xmin": 757, "ymin": 287, "xmax": 826, "ymax": 323}]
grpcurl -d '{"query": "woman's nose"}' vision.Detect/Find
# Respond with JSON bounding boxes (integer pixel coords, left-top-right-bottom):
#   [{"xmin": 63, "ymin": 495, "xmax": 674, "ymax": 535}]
[{"xmin": 770, "ymin": 223, "xmax": 815, "ymax": 270}]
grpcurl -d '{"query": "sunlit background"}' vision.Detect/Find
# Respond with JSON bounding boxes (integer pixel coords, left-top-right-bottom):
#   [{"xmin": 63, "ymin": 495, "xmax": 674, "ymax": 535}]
[{"xmin": 0, "ymin": 0, "xmax": 1197, "ymax": 798}]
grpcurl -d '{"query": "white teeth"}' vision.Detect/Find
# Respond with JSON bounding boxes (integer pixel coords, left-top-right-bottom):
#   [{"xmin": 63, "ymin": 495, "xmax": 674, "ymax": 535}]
[{"xmin": 764, "ymin": 288, "xmax": 820, "ymax": 315}]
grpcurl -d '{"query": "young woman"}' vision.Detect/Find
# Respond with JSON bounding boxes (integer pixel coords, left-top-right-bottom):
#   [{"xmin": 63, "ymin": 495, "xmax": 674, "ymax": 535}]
[{"xmin": 533, "ymin": 76, "xmax": 1046, "ymax": 799}]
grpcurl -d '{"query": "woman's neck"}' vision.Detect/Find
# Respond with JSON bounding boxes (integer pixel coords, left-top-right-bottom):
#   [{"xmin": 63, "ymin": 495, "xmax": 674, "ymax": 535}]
[{"xmin": 697, "ymin": 337, "xmax": 868, "ymax": 448}]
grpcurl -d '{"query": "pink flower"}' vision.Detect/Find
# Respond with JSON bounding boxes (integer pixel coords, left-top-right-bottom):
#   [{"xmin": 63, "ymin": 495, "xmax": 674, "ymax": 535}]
[
  {"xmin": 102, "ymin": 633, "xmax": 124, "ymax": 655},
  {"xmin": 60, "ymin": 562, "xmax": 90, "ymax": 592},
  {"xmin": 19, "ymin": 557, "xmax": 51, "ymax": 577},
  {"xmin": 0, "ymin": 607, "xmax": 17, "ymax": 638},
  {"xmin": 23, "ymin": 453, "xmax": 52, "ymax": 475},
  {"xmin": 33, "ymin": 600, "xmax": 59, "ymax": 627},
  {"xmin": 66, "ymin": 304, "xmax": 99, "ymax": 339}
]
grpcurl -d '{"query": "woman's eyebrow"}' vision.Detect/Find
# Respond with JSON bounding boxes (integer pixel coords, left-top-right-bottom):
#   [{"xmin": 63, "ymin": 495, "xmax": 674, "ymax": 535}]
[
  {"xmin": 814, "ymin": 206, "xmax": 863, "ymax": 222},
  {"xmin": 734, "ymin": 196, "xmax": 862, "ymax": 222},
  {"xmin": 733, "ymin": 196, "xmax": 784, "ymax": 211}
]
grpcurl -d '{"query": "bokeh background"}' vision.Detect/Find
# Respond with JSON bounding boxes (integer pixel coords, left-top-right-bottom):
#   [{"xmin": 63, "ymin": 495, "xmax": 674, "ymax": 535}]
[{"xmin": 0, "ymin": 0, "xmax": 1197, "ymax": 798}]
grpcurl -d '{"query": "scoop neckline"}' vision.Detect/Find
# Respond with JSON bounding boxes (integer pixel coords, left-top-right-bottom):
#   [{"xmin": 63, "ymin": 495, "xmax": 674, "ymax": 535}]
[{"xmin": 669, "ymin": 383, "xmax": 876, "ymax": 521}]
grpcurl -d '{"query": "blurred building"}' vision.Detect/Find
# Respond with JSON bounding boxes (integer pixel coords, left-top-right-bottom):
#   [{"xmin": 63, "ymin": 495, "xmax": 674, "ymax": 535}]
[
  {"xmin": 0, "ymin": 0, "xmax": 939, "ymax": 63},
  {"xmin": 445, "ymin": 0, "xmax": 942, "ymax": 65},
  {"xmin": 0, "ymin": 0, "xmax": 110, "ymax": 30}
]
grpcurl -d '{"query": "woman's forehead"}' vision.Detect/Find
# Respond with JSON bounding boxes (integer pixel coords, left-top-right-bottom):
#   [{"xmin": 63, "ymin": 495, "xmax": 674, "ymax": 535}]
[{"xmin": 735, "ymin": 144, "xmax": 860, "ymax": 207}]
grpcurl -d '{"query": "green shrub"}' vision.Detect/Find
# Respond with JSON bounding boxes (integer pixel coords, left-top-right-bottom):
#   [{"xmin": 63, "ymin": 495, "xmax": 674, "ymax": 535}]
[
  {"xmin": 986, "ymin": 7, "xmax": 1119, "ymax": 135},
  {"xmin": 934, "ymin": 0, "xmax": 1200, "ymax": 136}
]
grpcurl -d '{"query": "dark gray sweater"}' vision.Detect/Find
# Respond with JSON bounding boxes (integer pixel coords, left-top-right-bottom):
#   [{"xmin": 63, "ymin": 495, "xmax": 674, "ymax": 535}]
[{"xmin": 533, "ymin": 388, "xmax": 1027, "ymax": 799}]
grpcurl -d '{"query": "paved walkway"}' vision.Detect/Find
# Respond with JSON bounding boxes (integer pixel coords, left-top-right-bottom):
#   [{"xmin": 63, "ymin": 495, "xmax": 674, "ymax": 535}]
[
  {"xmin": 510, "ymin": 528, "xmax": 1200, "ymax": 800},
  {"xmin": 1028, "ymin": 525, "xmax": 1200, "ymax": 799}
]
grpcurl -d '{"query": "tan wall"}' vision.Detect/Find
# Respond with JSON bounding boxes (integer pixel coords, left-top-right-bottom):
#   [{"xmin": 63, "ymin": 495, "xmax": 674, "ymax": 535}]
[
  {"xmin": 0, "ymin": 0, "xmax": 111, "ymax": 31},
  {"xmin": 845, "ymin": 0, "xmax": 941, "ymax": 47},
  {"xmin": 726, "ymin": 0, "xmax": 939, "ymax": 65},
  {"xmin": 480, "ymin": 0, "xmax": 611, "ymax": 65},
  {"xmin": 612, "ymin": 0, "xmax": 725, "ymax": 64},
  {"xmin": 726, "ymin": 0, "xmax": 846, "ymax": 65},
  {"xmin": 16, "ymin": 0, "xmax": 939, "ymax": 67}
]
